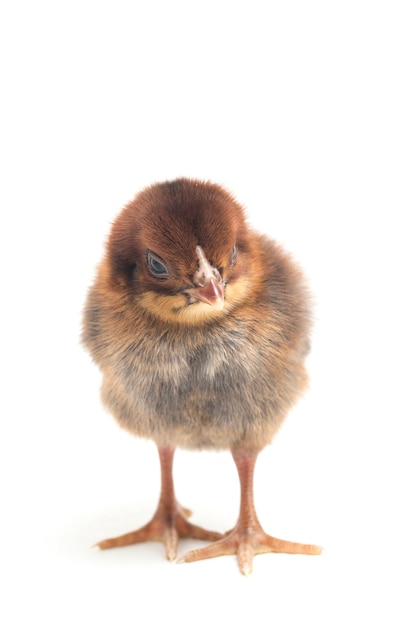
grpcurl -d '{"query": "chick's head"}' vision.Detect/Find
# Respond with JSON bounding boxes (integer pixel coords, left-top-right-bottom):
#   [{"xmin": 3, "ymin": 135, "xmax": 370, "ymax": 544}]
[{"xmin": 106, "ymin": 178, "xmax": 255, "ymax": 324}]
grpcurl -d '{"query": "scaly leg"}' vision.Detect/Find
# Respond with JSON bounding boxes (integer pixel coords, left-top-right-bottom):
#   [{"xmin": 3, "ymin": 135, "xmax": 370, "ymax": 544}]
[
  {"xmin": 96, "ymin": 446, "xmax": 222, "ymax": 561},
  {"xmin": 180, "ymin": 449, "xmax": 322, "ymax": 575}
]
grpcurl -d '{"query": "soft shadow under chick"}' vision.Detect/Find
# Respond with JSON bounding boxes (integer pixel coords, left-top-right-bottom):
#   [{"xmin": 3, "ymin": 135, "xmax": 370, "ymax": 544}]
[{"xmin": 82, "ymin": 178, "xmax": 321, "ymax": 575}]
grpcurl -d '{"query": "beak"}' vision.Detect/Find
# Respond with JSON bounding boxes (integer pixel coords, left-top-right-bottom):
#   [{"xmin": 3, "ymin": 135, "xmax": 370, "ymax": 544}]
[
  {"xmin": 187, "ymin": 278, "xmax": 224, "ymax": 310},
  {"xmin": 185, "ymin": 245, "xmax": 225, "ymax": 310}
]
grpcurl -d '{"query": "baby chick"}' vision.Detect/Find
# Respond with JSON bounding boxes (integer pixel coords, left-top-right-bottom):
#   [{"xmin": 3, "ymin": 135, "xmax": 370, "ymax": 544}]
[{"xmin": 82, "ymin": 178, "xmax": 321, "ymax": 575}]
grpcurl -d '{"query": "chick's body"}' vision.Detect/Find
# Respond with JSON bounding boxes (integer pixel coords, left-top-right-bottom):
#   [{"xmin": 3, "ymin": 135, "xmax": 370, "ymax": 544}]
[
  {"xmin": 82, "ymin": 178, "xmax": 320, "ymax": 574},
  {"xmin": 84, "ymin": 237, "xmax": 309, "ymax": 451}
]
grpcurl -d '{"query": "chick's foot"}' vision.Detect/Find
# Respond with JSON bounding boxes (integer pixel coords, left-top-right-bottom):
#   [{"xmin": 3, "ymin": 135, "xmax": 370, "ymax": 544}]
[
  {"xmin": 95, "ymin": 500, "xmax": 222, "ymax": 561},
  {"xmin": 180, "ymin": 520, "xmax": 321, "ymax": 575},
  {"xmin": 95, "ymin": 446, "xmax": 222, "ymax": 561}
]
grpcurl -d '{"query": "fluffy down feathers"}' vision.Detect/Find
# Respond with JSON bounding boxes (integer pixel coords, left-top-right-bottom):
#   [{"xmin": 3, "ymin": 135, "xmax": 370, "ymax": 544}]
[{"xmin": 82, "ymin": 178, "xmax": 311, "ymax": 452}]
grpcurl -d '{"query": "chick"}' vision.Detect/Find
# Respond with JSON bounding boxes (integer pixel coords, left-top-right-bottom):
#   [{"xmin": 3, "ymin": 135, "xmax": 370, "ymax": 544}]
[{"xmin": 82, "ymin": 178, "xmax": 321, "ymax": 575}]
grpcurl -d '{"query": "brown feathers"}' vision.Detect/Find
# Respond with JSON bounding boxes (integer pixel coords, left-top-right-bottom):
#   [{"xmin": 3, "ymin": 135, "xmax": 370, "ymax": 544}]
[{"xmin": 82, "ymin": 178, "xmax": 311, "ymax": 452}]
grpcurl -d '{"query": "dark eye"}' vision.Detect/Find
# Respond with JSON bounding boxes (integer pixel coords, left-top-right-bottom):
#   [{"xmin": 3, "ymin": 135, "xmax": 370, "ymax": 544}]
[
  {"xmin": 146, "ymin": 251, "xmax": 169, "ymax": 278},
  {"xmin": 231, "ymin": 245, "xmax": 237, "ymax": 266}
]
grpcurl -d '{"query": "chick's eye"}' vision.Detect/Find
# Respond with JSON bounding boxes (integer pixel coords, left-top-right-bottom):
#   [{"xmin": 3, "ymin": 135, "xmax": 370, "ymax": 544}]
[
  {"xmin": 231, "ymin": 245, "xmax": 237, "ymax": 266},
  {"xmin": 146, "ymin": 251, "xmax": 169, "ymax": 278}
]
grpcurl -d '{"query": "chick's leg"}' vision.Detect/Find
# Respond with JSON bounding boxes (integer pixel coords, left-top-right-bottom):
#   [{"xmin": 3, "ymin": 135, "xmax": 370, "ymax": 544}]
[
  {"xmin": 181, "ymin": 449, "xmax": 321, "ymax": 575},
  {"xmin": 96, "ymin": 446, "xmax": 222, "ymax": 561}
]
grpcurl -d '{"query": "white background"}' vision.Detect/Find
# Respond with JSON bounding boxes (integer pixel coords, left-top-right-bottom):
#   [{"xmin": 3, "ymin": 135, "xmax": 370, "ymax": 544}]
[{"xmin": 1, "ymin": 1, "xmax": 416, "ymax": 624}]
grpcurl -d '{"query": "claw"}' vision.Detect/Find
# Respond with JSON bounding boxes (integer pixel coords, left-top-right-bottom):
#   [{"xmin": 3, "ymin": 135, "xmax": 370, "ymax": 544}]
[
  {"xmin": 164, "ymin": 526, "xmax": 178, "ymax": 561},
  {"xmin": 237, "ymin": 541, "xmax": 254, "ymax": 576}
]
